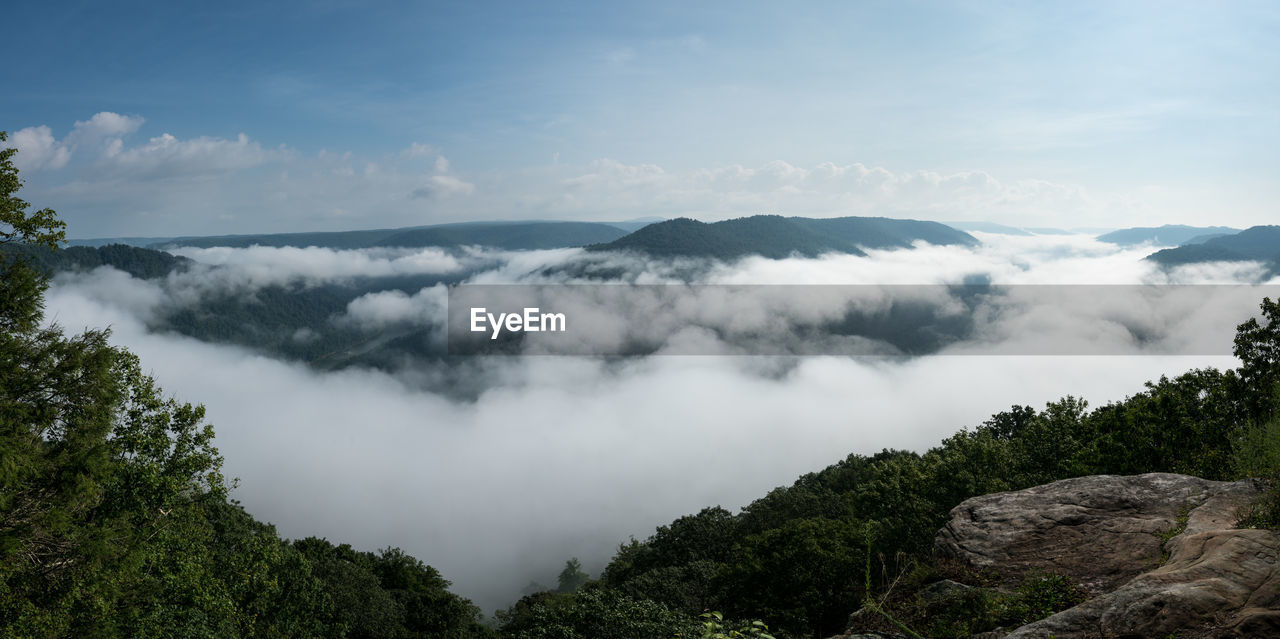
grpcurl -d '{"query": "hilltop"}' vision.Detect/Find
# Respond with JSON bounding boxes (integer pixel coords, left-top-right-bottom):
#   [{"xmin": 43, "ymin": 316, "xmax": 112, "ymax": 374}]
[
  {"xmin": 1146, "ymin": 225, "xmax": 1280, "ymax": 270},
  {"xmin": 588, "ymin": 215, "xmax": 977, "ymax": 259},
  {"xmin": 0, "ymin": 243, "xmax": 190, "ymax": 279}
]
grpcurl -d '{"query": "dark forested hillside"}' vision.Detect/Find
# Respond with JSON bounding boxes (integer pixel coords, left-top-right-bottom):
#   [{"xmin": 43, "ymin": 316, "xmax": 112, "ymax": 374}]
[
  {"xmin": 588, "ymin": 215, "xmax": 977, "ymax": 259},
  {"xmin": 374, "ymin": 222, "xmax": 629, "ymax": 249},
  {"xmin": 589, "ymin": 216, "xmax": 861, "ymax": 259},
  {"xmin": 157, "ymin": 228, "xmax": 407, "ymax": 250},
  {"xmin": 0, "ymin": 242, "xmax": 190, "ymax": 279},
  {"xmin": 1146, "ymin": 225, "xmax": 1280, "ymax": 271},
  {"xmin": 800, "ymin": 216, "xmax": 977, "ymax": 249},
  {"xmin": 149, "ymin": 221, "xmax": 631, "ymax": 251}
]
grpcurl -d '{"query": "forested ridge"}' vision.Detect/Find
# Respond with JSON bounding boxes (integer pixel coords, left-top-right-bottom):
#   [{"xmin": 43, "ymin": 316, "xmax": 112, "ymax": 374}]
[
  {"xmin": 5, "ymin": 132, "xmax": 1280, "ymax": 638},
  {"xmin": 146, "ymin": 221, "xmax": 630, "ymax": 251},
  {"xmin": 0, "ymin": 242, "xmax": 191, "ymax": 280},
  {"xmin": 586, "ymin": 215, "xmax": 978, "ymax": 259},
  {"xmin": 1146, "ymin": 225, "xmax": 1280, "ymax": 273}
]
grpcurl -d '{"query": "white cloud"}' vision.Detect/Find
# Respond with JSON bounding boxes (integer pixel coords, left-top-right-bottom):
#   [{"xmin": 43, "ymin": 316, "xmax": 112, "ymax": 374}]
[
  {"xmin": 3, "ymin": 112, "xmax": 146, "ymax": 172},
  {"xmin": 101, "ymin": 132, "xmax": 277, "ymax": 179},
  {"xmin": 6, "ymin": 125, "xmax": 71, "ymax": 171},
  {"xmin": 564, "ymin": 158, "xmax": 666, "ymax": 189},
  {"xmin": 401, "ymin": 142, "xmax": 435, "ymax": 159},
  {"xmin": 545, "ymin": 158, "xmax": 1104, "ymax": 228},
  {"xmin": 410, "ymin": 174, "xmax": 476, "ymax": 199},
  {"xmin": 70, "ymin": 111, "xmax": 145, "ymax": 148},
  {"xmin": 167, "ymin": 245, "xmax": 467, "ymax": 293},
  {"xmin": 340, "ymin": 284, "xmax": 448, "ymax": 329}
]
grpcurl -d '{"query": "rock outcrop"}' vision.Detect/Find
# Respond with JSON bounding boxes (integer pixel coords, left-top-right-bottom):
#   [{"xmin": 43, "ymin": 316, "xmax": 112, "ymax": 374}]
[{"xmin": 935, "ymin": 473, "xmax": 1279, "ymax": 638}]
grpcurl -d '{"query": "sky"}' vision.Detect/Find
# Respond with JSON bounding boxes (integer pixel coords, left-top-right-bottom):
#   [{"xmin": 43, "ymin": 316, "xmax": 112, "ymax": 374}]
[{"xmin": 4, "ymin": 0, "xmax": 1277, "ymax": 237}]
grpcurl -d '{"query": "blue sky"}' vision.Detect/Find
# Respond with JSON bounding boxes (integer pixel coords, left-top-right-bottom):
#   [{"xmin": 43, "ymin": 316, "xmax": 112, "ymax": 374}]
[{"xmin": 3, "ymin": 0, "xmax": 1277, "ymax": 237}]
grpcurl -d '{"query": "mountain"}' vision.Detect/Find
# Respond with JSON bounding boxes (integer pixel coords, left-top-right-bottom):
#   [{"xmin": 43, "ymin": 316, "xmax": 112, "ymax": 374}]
[
  {"xmin": 141, "ymin": 221, "xmax": 631, "ymax": 251},
  {"xmin": 800, "ymin": 216, "xmax": 977, "ymax": 248},
  {"xmin": 372, "ymin": 221, "xmax": 628, "ymax": 250},
  {"xmin": 70, "ymin": 236, "xmax": 178, "ymax": 248},
  {"xmin": 587, "ymin": 215, "xmax": 977, "ymax": 259},
  {"xmin": 155, "ymin": 228, "xmax": 407, "ymax": 250},
  {"xmin": 1098, "ymin": 224, "xmax": 1241, "ymax": 246},
  {"xmin": 588, "ymin": 216, "xmax": 851, "ymax": 259},
  {"xmin": 1, "ymin": 243, "xmax": 190, "ymax": 279},
  {"xmin": 1146, "ymin": 225, "xmax": 1280, "ymax": 267},
  {"xmin": 606, "ymin": 217, "xmax": 666, "ymax": 233},
  {"xmin": 1180, "ymin": 232, "xmax": 1232, "ymax": 245}
]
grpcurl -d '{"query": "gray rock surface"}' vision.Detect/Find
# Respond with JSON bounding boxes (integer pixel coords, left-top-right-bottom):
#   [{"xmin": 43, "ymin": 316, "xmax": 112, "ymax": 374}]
[
  {"xmin": 936, "ymin": 473, "xmax": 1257, "ymax": 592},
  {"xmin": 1007, "ymin": 528, "xmax": 1280, "ymax": 638},
  {"xmin": 935, "ymin": 472, "xmax": 1279, "ymax": 638}
]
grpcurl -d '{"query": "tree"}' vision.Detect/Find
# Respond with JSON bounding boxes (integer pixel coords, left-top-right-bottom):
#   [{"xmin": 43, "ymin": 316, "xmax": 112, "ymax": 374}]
[
  {"xmin": 496, "ymin": 586, "xmax": 696, "ymax": 639},
  {"xmin": 0, "ymin": 131, "xmax": 227, "ymax": 636},
  {"xmin": 721, "ymin": 517, "xmax": 869, "ymax": 637},
  {"xmin": 556, "ymin": 557, "xmax": 589, "ymax": 593},
  {"xmin": 1235, "ymin": 297, "xmax": 1280, "ymax": 420},
  {"xmin": 0, "ymin": 131, "xmax": 491, "ymax": 638},
  {"xmin": 0, "ymin": 131, "xmax": 65, "ymax": 250}
]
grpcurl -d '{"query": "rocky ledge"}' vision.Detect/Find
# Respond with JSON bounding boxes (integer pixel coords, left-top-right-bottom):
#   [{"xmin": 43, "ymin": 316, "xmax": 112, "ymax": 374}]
[{"xmin": 932, "ymin": 473, "xmax": 1278, "ymax": 638}]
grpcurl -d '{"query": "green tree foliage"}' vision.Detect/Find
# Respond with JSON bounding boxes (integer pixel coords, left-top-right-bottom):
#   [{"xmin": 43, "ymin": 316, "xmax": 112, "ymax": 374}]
[
  {"xmin": 2, "ymin": 131, "xmax": 224, "ymax": 636},
  {"xmin": 721, "ymin": 517, "xmax": 868, "ymax": 636},
  {"xmin": 681, "ymin": 611, "xmax": 775, "ymax": 639},
  {"xmin": 0, "ymin": 133, "xmax": 489, "ymax": 639},
  {"xmin": 1234, "ymin": 297, "xmax": 1280, "ymax": 420},
  {"xmin": 1233, "ymin": 413, "xmax": 1280, "ymax": 528},
  {"xmin": 497, "ymin": 586, "xmax": 696, "ymax": 639},
  {"xmin": 0, "ymin": 243, "xmax": 191, "ymax": 280},
  {"xmin": 901, "ymin": 574, "xmax": 1087, "ymax": 639},
  {"xmin": 604, "ymin": 507, "xmax": 737, "ymax": 611},
  {"xmin": 555, "ymin": 558, "xmax": 589, "ymax": 594},
  {"xmin": 0, "ymin": 132, "xmax": 64, "ymax": 251},
  {"xmin": 574, "ymin": 298, "xmax": 1280, "ymax": 639},
  {"xmin": 292, "ymin": 538, "xmax": 491, "ymax": 639}
]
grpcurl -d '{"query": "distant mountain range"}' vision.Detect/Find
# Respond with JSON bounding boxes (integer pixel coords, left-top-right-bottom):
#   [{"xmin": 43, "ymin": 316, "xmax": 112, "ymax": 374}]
[
  {"xmin": 1097, "ymin": 225, "xmax": 1241, "ymax": 247},
  {"xmin": 71, "ymin": 220, "xmax": 654, "ymax": 251},
  {"xmin": 71, "ymin": 215, "xmax": 979, "ymax": 260},
  {"xmin": 144, "ymin": 221, "xmax": 633, "ymax": 251},
  {"xmin": 587, "ymin": 215, "xmax": 978, "ymax": 259},
  {"xmin": 1146, "ymin": 226, "xmax": 1280, "ymax": 269}
]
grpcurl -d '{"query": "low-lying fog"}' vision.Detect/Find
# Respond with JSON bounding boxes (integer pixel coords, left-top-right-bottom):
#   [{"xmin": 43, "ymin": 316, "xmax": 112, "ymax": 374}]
[{"xmin": 42, "ymin": 232, "xmax": 1277, "ymax": 612}]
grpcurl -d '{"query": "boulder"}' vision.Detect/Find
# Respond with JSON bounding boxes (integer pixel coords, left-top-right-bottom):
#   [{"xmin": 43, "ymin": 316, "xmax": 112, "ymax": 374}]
[
  {"xmin": 1007, "ymin": 528, "xmax": 1280, "ymax": 638},
  {"xmin": 936, "ymin": 473, "xmax": 1258, "ymax": 592},
  {"xmin": 936, "ymin": 472, "xmax": 1279, "ymax": 638}
]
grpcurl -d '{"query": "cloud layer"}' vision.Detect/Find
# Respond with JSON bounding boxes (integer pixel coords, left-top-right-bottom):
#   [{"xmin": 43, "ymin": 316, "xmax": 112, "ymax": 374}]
[{"xmin": 38, "ymin": 234, "xmax": 1275, "ymax": 612}]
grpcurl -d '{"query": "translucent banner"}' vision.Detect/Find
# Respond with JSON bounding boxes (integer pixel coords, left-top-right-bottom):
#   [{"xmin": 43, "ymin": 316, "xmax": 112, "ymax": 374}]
[{"xmin": 445, "ymin": 284, "xmax": 1280, "ymax": 356}]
